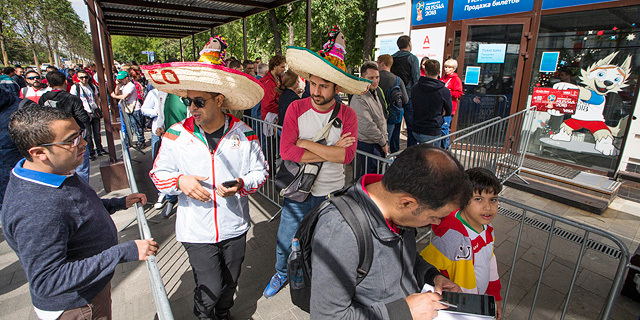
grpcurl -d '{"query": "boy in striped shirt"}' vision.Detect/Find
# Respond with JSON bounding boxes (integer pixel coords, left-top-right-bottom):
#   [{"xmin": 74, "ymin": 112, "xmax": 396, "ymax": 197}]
[{"xmin": 421, "ymin": 167, "xmax": 503, "ymax": 319}]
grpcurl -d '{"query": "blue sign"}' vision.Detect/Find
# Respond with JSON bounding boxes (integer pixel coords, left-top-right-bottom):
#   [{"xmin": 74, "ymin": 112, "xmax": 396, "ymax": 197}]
[
  {"xmin": 478, "ymin": 44, "xmax": 506, "ymax": 64},
  {"xmin": 452, "ymin": 0, "xmax": 534, "ymax": 21},
  {"xmin": 412, "ymin": 0, "xmax": 448, "ymax": 25},
  {"xmin": 542, "ymin": 0, "xmax": 615, "ymax": 10},
  {"xmin": 465, "ymin": 66, "xmax": 481, "ymax": 85},
  {"xmin": 539, "ymin": 52, "xmax": 560, "ymax": 72}
]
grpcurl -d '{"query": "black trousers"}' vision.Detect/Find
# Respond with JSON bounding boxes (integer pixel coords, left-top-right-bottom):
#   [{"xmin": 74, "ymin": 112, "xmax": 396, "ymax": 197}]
[
  {"xmin": 85, "ymin": 116, "xmax": 104, "ymax": 155},
  {"xmin": 183, "ymin": 232, "xmax": 247, "ymax": 319}
]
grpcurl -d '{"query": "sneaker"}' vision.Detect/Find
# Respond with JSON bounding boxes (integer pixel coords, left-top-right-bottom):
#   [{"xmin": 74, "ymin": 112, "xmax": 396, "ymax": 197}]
[
  {"xmin": 263, "ymin": 273, "xmax": 287, "ymax": 298},
  {"xmin": 154, "ymin": 194, "xmax": 166, "ymax": 209},
  {"xmin": 160, "ymin": 201, "xmax": 175, "ymax": 219},
  {"xmin": 97, "ymin": 149, "xmax": 108, "ymax": 156},
  {"xmin": 90, "ymin": 154, "xmax": 97, "ymax": 161}
]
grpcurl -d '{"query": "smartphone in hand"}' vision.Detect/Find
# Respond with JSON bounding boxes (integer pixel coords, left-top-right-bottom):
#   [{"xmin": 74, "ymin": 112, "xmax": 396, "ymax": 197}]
[{"xmin": 222, "ymin": 180, "xmax": 239, "ymax": 188}]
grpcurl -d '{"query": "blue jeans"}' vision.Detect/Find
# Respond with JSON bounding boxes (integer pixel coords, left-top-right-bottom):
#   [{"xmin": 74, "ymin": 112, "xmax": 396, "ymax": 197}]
[
  {"xmin": 76, "ymin": 144, "xmax": 90, "ymax": 183},
  {"xmin": 404, "ymin": 100, "xmax": 417, "ymax": 147},
  {"xmin": 387, "ymin": 123, "xmax": 401, "ymax": 154},
  {"xmin": 357, "ymin": 141, "xmax": 382, "ymax": 176},
  {"xmin": 441, "ymin": 115, "xmax": 452, "ymax": 149},
  {"xmin": 128, "ymin": 110, "xmax": 145, "ymax": 144},
  {"xmin": 413, "ymin": 132, "xmax": 440, "ymax": 147},
  {"xmin": 275, "ymin": 195, "xmax": 326, "ymax": 277}
]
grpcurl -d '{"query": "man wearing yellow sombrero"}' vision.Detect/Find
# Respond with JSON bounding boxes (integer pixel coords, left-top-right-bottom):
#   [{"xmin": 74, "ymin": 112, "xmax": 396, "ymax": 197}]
[
  {"xmin": 263, "ymin": 28, "xmax": 372, "ymax": 298},
  {"xmin": 144, "ymin": 36, "xmax": 268, "ymax": 320}
]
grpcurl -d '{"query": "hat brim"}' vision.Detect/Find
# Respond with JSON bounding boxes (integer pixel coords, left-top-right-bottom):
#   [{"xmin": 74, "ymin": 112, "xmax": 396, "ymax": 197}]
[
  {"xmin": 285, "ymin": 46, "xmax": 371, "ymax": 95},
  {"xmin": 141, "ymin": 62, "xmax": 264, "ymax": 110}
]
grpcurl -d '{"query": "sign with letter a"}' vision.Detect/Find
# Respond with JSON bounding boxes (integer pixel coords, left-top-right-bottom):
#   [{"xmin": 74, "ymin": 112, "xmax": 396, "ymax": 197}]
[{"xmin": 410, "ymin": 26, "xmax": 446, "ymax": 64}]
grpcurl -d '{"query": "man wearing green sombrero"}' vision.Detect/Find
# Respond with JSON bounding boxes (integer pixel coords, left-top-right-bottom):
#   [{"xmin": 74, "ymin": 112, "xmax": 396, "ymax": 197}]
[
  {"xmin": 263, "ymin": 42, "xmax": 372, "ymax": 298},
  {"xmin": 144, "ymin": 36, "xmax": 269, "ymax": 320}
]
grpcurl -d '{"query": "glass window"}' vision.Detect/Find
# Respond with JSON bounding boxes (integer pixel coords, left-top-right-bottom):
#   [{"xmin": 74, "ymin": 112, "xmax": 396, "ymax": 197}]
[{"xmin": 525, "ymin": 6, "xmax": 640, "ymax": 172}]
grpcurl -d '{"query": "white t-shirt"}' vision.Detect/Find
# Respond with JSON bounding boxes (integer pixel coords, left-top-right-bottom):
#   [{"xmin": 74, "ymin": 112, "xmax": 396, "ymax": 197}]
[
  {"xmin": 120, "ymin": 81, "xmax": 140, "ymax": 111},
  {"xmin": 70, "ymin": 83, "xmax": 99, "ymax": 114}
]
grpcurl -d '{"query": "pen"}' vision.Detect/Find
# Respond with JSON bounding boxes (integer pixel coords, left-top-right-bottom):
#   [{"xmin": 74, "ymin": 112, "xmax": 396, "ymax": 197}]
[{"xmin": 437, "ymin": 300, "xmax": 457, "ymax": 308}]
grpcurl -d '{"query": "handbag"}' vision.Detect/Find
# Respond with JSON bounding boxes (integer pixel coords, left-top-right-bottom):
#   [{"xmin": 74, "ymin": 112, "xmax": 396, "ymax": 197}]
[{"xmin": 275, "ymin": 104, "xmax": 341, "ymax": 202}]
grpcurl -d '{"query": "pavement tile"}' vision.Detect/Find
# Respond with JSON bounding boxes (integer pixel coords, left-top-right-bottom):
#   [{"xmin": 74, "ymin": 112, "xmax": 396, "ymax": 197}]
[
  {"xmin": 521, "ymin": 245, "xmax": 555, "ymax": 270},
  {"xmin": 500, "ymin": 282, "xmax": 528, "ymax": 317},
  {"xmin": 541, "ymin": 260, "xmax": 576, "ymax": 294},
  {"xmin": 508, "ymin": 284, "xmax": 565, "ymax": 320}
]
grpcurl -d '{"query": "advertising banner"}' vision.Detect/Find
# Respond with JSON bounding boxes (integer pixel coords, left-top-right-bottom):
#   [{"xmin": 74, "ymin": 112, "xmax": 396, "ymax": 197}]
[
  {"xmin": 452, "ymin": 0, "xmax": 534, "ymax": 21},
  {"xmin": 410, "ymin": 26, "xmax": 447, "ymax": 63},
  {"xmin": 412, "ymin": 0, "xmax": 449, "ymax": 26},
  {"xmin": 532, "ymin": 87, "xmax": 579, "ymax": 114},
  {"xmin": 542, "ymin": 0, "xmax": 615, "ymax": 10}
]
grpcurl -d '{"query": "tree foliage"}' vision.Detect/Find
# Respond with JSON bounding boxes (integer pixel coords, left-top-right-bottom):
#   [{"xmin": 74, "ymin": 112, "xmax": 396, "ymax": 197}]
[
  {"xmin": 111, "ymin": 0, "xmax": 376, "ymax": 73},
  {"xmin": 2, "ymin": 0, "xmax": 92, "ymax": 68}
]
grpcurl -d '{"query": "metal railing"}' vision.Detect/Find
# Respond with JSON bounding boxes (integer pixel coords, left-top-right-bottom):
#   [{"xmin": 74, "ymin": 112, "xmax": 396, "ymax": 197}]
[
  {"xmin": 456, "ymin": 94, "xmax": 511, "ymax": 131},
  {"xmin": 496, "ymin": 197, "xmax": 633, "ymax": 320},
  {"xmin": 119, "ymin": 116, "xmax": 174, "ymax": 319}
]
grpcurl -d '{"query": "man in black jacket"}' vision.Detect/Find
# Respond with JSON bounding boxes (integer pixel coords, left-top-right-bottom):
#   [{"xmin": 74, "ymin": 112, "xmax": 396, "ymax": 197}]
[
  {"xmin": 39, "ymin": 70, "xmax": 92, "ymax": 183},
  {"xmin": 411, "ymin": 59, "xmax": 452, "ymax": 146},
  {"xmin": 391, "ymin": 36, "xmax": 420, "ymax": 148}
]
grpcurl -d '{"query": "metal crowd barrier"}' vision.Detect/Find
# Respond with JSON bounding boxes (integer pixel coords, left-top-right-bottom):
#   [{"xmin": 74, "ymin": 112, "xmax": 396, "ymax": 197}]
[
  {"xmin": 456, "ymin": 94, "xmax": 511, "ymax": 131},
  {"xmin": 120, "ymin": 126, "xmax": 174, "ymax": 320},
  {"xmin": 496, "ymin": 197, "xmax": 633, "ymax": 320}
]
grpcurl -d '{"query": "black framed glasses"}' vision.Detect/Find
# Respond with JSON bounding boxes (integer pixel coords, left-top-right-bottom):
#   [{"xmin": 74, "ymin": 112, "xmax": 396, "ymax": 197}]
[
  {"xmin": 181, "ymin": 95, "xmax": 218, "ymax": 109},
  {"xmin": 39, "ymin": 130, "xmax": 85, "ymax": 148},
  {"xmin": 27, "ymin": 76, "xmax": 41, "ymax": 80}
]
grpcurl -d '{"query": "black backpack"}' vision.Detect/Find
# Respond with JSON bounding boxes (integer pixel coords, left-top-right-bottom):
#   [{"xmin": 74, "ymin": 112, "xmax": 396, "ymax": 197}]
[
  {"xmin": 288, "ymin": 193, "xmax": 374, "ymax": 313},
  {"xmin": 385, "ymin": 77, "xmax": 405, "ymax": 124}
]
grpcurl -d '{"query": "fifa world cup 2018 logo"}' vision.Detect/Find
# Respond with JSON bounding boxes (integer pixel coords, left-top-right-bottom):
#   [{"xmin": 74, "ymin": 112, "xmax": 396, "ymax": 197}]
[{"xmin": 416, "ymin": 1, "xmax": 425, "ymax": 21}]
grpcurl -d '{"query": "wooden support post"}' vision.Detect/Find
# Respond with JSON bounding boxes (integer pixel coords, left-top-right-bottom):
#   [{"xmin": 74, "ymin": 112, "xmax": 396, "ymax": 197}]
[
  {"xmin": 243, "ymin": 17, "xmax": 248, "ymax": 61},
  {"xmin": 192, "ymin": 34, "xmax": 197, "ymax": 61},
  {"xmin": 306, "ymin": 0, "xmax": 311, "ymax": 49},
  {"xmin": 180, "ymin": 38, "xmax": 184, "ymax": 62}
]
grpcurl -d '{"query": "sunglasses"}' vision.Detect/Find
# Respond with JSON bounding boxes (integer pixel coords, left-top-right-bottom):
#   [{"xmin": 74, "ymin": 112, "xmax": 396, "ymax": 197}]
[
  {"xmin": 27, "ymin": 76, "xmax": 41, "ymax": 80},
  {"xmin": 39, "ymin": 130, "xmax": 85, "ymax": 148},
  {"xmin": 182, "ymin": 95, "xmax": 217, "ymax": 109},
  {"xmin": 78, "ymin": 76, "xmax": 89, "ymax": 79}
]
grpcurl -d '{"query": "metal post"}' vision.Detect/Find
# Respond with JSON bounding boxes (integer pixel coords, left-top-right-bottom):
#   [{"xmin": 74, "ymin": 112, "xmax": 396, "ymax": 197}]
[
  {"xmin": 192, "ymin": 34, "xmax": 197, "ymax": 61},
  {"xmin": 86, "ymin": 0, "xmax": 117, "ymax": 163},
  {"xmin": 179, "ymin": 38, "xmax": 184, "ymax": 62},
  {"xmin": 306, "ymin": 0, "xmax": 311, "ymax": 49},
  {"xmin": 243, "ymin": 17, "xmax": 248, "ymax": 61}
]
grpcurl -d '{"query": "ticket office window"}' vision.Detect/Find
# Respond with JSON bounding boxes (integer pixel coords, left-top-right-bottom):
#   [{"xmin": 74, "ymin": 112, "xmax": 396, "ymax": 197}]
[{"xmin": 526, "ymin": 6, "xmax": 640, "ymax": 172}]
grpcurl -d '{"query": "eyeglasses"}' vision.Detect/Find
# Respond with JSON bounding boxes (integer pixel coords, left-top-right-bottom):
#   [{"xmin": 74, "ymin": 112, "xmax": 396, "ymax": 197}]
[
  {"xmin": 182, "ymin": 95, "xmax": 218, "ymax": 109},
  {"xmin": 39, "ymin": 130, "xmax": 85, "ymax": 148},
  {"xmin": 27, "ymin": 76, "xmax": 41, "ymax": 80}
]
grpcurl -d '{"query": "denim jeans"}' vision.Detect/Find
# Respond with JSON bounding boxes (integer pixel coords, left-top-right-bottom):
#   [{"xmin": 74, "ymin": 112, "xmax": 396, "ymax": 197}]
[
  {"xmin": 76, "ymin": 144, "xmax": 90, "ymax": 184},
  {"xmin": 128, "ymin": 110, "xmax": 145, "ymax": 144},
  {"xmin": 387, "ymin": 123, "xmax": 401, "ymax": 154},
  {"xmin": 357, "ymin": 141, "xmax": 382, "ymax": 176},
  {"xmin": 404, "ymin": 100, "xmax": 417, "ymax": 147},
  {"xmin": 441, "ymin": 115, "xmax": 452, "ymax": 149},
  {"xmin": 413, "ymin": 132, "xmax": 441, "ymax": 147},
  {"xmin": 275, "ymin": 195, "xmax": 327, "ymax": 277}
]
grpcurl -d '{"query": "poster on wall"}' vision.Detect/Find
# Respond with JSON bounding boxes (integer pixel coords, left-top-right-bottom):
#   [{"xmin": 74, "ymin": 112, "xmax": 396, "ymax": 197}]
[
  {"xmin": 464, "ymin": 66, "xmax": 481, "ymax": 85},
  {"xmin": 452, "ymin": 0, "xmax": 534, "ymax": 21},
  {"xmin": 532, "ymin": 87, "xmax": 578, "ymax": 114},
  {"xmin": 378, "ymin": 38, "xmax": 397, "ymax": 56},
  {"xmin": 478, "ymin": 44, "xmax": 506, "ymax": 63},
  {"xmin": 542, "ymin": 0, "xmax": 616, "ymax": 10},
  {"xmin": 410, "ymin": 26, "xmax": 446, "ymax": 63},
  {"xmin": 539, "ymin": 52, "xmax": 560, "ymax": 72},
  {"xmin": 412, "ymin": 0, "xmax": 448, "ymax": 26}
]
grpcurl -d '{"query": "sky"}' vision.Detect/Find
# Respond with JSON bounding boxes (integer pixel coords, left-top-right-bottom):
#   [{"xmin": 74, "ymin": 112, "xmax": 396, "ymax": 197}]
[{"xmin": 69, "ymin": 0, "xmax": 90, "ymax": 31}]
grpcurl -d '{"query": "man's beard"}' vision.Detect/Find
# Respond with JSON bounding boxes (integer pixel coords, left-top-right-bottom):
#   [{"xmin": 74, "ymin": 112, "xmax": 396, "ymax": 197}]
[{"xmin": 312, "ymin": 95, "xmax": 332, "ymax": 106}]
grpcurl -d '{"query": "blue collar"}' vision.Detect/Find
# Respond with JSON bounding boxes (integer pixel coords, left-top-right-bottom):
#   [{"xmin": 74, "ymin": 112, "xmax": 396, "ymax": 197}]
[{"xmin": 12, "ymin": 159, "xmax": 70, "ymax": 188}]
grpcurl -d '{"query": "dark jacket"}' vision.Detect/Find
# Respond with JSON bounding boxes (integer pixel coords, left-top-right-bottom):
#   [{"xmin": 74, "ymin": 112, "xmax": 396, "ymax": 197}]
[
  {"xmin": 0, "ymin": 87, "xmax": 22, "ymax": 211},
  {"xmin": 278, "ymin": 88, "xmax": 301, "ymax": 126},
  {"xmin": 411, "ymin": 77, "xmax": 452, "ymax": 136},
  {"xmin": 12, "ymin": 74, "xmax": 27, "ymax": 88},
  {"xmin": 390, "ymin": 50, "xmax": 420, "ymax": 96},
  {"xmin": 38, "ymin": 89, "xmax": 90, "ymax": 128},
  {"xmin": 310, "ymin": 175, "xmax": 442, "ymax": 319},
  {"xmin": 1, "ymin": 161, "xmax": 139, "ymax": 311}
]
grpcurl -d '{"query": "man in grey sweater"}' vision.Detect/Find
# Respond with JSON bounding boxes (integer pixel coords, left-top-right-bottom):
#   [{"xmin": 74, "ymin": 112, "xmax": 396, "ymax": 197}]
[{"xmin": 310, "ymin": 144, "xmax": 471, "ymax": 320}]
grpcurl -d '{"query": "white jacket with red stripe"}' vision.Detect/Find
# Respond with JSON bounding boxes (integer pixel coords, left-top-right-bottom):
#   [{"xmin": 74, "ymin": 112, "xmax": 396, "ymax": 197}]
[{"xmin": 150, "ymin": 114, "xmax": 268, "ymax": 243}]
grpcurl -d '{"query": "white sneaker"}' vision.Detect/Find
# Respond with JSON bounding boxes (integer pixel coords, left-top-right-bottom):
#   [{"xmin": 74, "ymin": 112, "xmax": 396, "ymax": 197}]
[{"xmin": 154, "ymin": 194, "xmax": 166, "ymax": 209}]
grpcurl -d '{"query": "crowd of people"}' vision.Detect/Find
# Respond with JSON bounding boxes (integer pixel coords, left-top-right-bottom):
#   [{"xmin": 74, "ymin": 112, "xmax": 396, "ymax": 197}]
[{"xmin": 0, "ymin": 29, "xmax": 506, "ymax": 320}]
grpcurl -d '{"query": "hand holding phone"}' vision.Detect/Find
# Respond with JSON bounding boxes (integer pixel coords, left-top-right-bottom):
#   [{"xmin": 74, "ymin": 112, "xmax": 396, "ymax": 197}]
[{"xmin": 222, "ymin": 180, "xmax": 240, "ymax": 188}]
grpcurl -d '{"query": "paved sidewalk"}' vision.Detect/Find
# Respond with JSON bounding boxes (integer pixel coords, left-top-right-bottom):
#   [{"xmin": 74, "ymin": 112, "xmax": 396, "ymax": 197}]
[{"xmin": 1, "ymin": 135, "xmax": 639, "ymax": 319}]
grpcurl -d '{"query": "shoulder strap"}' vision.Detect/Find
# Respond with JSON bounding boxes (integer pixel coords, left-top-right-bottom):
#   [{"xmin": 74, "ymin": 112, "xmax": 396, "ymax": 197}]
[
  {"xmin": 330, "ymin": 194, "xmax": 374, "ymax": 284},
  {"xmin": 311, "ymin": 103, "xmax": 341, "ymax": 142},
  {"xmin": 75, "ymin": 84, "xmax": 81, "ymax": 97},
  {"xmin": 395, "ymin": 76, "xmax": 401, "ymax": 87},
  {"xmin": 21, "ymin": 87, "xmax": 28, "ymax": 98}
]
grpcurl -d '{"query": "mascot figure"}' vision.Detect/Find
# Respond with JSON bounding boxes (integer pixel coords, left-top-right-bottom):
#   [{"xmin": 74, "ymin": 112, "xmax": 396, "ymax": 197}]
[{"xmin": 550, "ymin": 52, "xmax": 631, "ymax": 156}]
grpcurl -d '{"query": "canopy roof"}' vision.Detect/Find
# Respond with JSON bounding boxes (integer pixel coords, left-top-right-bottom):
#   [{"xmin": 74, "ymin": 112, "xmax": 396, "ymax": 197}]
[{"xmin": 99, "ymin": 0, "xmax": 298, "ymax": 38}]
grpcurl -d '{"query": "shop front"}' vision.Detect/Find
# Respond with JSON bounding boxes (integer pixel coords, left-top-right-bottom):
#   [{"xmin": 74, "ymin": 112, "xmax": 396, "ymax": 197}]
[{"xmin": 407, "ymin": 0, "xmax": 640, "ymax": 209}]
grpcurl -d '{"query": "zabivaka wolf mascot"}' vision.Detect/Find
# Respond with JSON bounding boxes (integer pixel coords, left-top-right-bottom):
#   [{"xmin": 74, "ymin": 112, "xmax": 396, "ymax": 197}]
[{"xmin": 550, "ymin": 52, "xmax": 631, "ymax": 156}]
